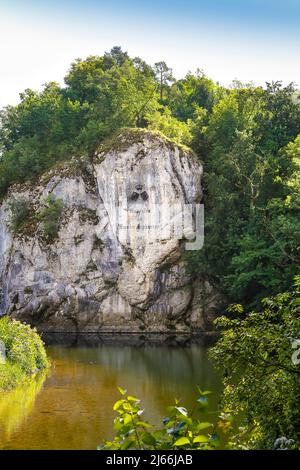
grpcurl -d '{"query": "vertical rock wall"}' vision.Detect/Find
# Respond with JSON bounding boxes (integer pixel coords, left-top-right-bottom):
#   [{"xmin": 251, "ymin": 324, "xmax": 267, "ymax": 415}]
[{"xmin": 0, "ymin": 129, "xmax": 220, "ymax": 332}]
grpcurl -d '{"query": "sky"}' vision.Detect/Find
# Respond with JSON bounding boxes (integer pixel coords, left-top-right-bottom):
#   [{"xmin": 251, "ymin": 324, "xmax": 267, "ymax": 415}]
[{"xmin": 0, "ymin": 0, "xmax": 299, "ymax": 108}]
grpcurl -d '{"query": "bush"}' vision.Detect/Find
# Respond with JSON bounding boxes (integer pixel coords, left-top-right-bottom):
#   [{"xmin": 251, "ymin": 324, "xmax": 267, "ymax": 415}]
[
  {"xmin": 0, "ymin": 316, "xmax": 49, "ymax": 391},
  {"xmin": 7, "ymin": 197, "xmax": 30, "ymax": 232},
  {"xmin": 98, "ymin": 387, "xmax": 234, "ymax": 450},
  {"xmin": 37, "ymin": 195, "xmax": 64, "ymax": 242}
]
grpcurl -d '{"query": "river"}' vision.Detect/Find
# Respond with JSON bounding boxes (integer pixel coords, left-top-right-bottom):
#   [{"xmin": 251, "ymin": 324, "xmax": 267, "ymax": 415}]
[{"xmin": 0, "ymin": 334, "xmax": 222, "ymax": 450}]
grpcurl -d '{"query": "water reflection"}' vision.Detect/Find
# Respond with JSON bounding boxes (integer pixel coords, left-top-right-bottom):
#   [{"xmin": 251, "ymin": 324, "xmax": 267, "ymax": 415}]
[
  {"xmin": 0, "ymin": 334, "xmax": 221, "ymax": 450},
  {"xmin": 0, "ymin": 371, "xmax": 47, "ymax": 441}
]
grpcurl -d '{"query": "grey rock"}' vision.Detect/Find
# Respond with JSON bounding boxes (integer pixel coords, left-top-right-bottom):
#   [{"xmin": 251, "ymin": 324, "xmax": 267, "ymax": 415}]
[{"xmin": 0, "ymin": 129, "xmax": 220, "ymax": 332}]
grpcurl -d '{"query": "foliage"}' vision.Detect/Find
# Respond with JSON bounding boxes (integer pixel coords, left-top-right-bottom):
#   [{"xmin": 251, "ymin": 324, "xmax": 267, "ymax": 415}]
[
  {"xmin": 186, "ymin": 83, "xmax": 300, "ymax": 306},
  {"xmin": 8, "ymin": 197, "xmax": 30, "ymax": 233},
  {"xmin": 209, "ymin": 278, "xmax": 300, "ymax": 449},
  {"xmin": 0, "ymin": 83, "xmax": 81, "ymax": 197},
  {"xmin": 146, "ymin": 107, "xmax": 192, "ymax": 145},
  {"xmin": 0, "ymin": 48, "xmax": 159, "ymax": 198},
  {"xmin": 0, "ymin": 361, "xmax": 27, "ymax": 391},
  {"xmin": 153, "ymin": 61, "xmax": 174, "ymax": 101},
  {"xmin": 168, "ymin": 70, "xmax": 220, "ymax": 120},
  {"xmin": 37, "ymin": 195, "xmax": 64, "ymax": 242},
  {"xmin": 98, "ymin": 387, "xmax": 235, "ymax": 450},
  {"xmin": 0, "ymin": 316, "xmax": 49, "ymax": 391}
]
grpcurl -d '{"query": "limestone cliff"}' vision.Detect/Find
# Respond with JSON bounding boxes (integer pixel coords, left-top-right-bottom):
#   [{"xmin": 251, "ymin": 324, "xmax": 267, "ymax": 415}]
[{"xmin": 0, "ymin": 129, "xmax": 220, "ymax": 332}]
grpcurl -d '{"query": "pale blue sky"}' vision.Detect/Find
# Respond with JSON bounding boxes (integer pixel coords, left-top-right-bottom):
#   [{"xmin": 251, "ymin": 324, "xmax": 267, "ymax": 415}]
[{"xmin": 0, "ymin": 0, "xmax": 299, "ymax": 108}]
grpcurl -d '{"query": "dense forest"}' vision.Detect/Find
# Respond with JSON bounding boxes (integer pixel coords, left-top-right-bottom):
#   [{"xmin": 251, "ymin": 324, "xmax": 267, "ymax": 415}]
[
  {"xmin": 1, "ymin": 47, "xmax": 299, "ymax": 449},
  {"xmin": 1, "ymin": 46, "xmax": 299, "ymax": 309}
]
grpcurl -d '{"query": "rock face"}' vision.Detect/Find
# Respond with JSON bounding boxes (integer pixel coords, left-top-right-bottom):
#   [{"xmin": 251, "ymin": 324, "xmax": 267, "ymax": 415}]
[{"xmin": 0, "ymin": 129, "xmax": 220, "ymax": 332}]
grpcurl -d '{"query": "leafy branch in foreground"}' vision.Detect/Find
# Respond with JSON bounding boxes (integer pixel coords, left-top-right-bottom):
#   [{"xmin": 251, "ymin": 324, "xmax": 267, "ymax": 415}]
[{"xmin": 98, "ymin": 386, "xmax": 236, "ymax": 450}]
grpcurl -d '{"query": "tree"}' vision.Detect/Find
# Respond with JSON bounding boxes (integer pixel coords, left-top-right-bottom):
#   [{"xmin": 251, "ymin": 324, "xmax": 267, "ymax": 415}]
[
  {"xmin": 187, "ymin": 84, "xmax": 300, "ymax": 306},
  {"xmin": 103, "ymin": 46, "xmax": 129, "ymax": 67},
  {"xmin": 63, "ymin": 51, "xmax": 159, "ymax": 149},
  {"xmin": 168, "ymin": 70, "xmax": 220, "ymax": 121},
  {"xmin": 257, "ymin": 81, "xmax": 300, "ymax": 153},
  {"xmin": 210, "ymin": 278, "xmax": 300, "ymax": 449},
  {"xmin": 154, "ymin": 61, "xmax": 174, "ymax": 101},
  {"xmin": 146, "ymin": 107, "xmax": 192, "ymax": 145}
]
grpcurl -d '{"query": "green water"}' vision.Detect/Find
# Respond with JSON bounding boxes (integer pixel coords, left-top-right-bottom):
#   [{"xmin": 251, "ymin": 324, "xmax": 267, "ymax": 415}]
[{"xmin": 0, "ymin": 334, "xmax": 221, "ymax": 450}]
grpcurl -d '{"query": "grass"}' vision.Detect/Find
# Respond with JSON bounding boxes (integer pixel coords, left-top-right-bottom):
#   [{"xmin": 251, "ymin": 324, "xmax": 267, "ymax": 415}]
[{"xmin": 0, "ymin": 316, "xmax": 50, "ymax": 391}]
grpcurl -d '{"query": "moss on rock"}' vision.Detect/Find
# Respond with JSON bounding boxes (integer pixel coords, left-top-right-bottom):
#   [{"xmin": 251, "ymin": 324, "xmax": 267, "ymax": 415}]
[{"xmin": 94, "ymin": 127, "xmax": 197, "ymax": 163}]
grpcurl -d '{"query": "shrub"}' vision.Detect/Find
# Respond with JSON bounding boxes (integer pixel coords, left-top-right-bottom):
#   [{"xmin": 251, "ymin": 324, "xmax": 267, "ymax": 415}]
[
  {"xmin": 37, "ymin": 195, "xmax": 64, "ymax": 242},
  {"xmin": 7, "ymin": 197, "xmax": 30, "ymax": 232},
  {"xmin": 0, "ymin": 316, "xmax": 49, "ymax": 391},
  {"xmin": 98, "ymin": 387, "xmax": 234, "ymax": 450}
]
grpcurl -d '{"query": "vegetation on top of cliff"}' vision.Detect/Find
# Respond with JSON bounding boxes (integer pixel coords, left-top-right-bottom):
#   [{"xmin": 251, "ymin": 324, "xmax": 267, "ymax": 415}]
[
  {"xmin": 94, "ymin": 127, "xmax": 195, "ymax": 163},
  {"xmin": 38, "ymin": 158, "xmax": 87, "ymax": 185},
  {"xmin": 0, "ymin": 47, "xmax": 159, "ymax": 198},
  {"xmin": 0, "ymin": 46, "xmax": 300, "ymax": 311},
  {"xmin": 0, "ymin": 317, "xmax": 49, "ymax": 391}
]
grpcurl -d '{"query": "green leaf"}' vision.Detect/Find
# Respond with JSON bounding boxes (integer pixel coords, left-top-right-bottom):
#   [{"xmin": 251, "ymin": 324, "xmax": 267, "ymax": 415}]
[
  {"xmin": 174, "ymin": 437, "xmax": 190, "ymax": 446},
  {"xmin": 127, "ymin": 395, "xmax": 139, "ymax": 402},
  {"xmin": 113, "ymin": 420, "xmax": 123, "ymax": 431},
  {"xmin": 196, "ymin": 386, "xmax": 212, "ymax": 396},
  {"xmin": 136, "ymin": 421, "xmax": 152, "ymax": 429},
  {"xmin": 123, "ymin": 402, "xmax": 133, "ymax": 411},
  {"xmin": 120, "ymin": 440, "xmax": 134, "ymax": 450},
  {"xmin": 113, "ymin": 399, "xmax": 124, "ymax": 411},
  {"xmin": 193, "ymin": 435, "xmax": 209, "ymax": 443},
  {"xmin": 117, "ymin": 386, "xmax": 127, "ymax": 396},
  {"xmin": 123, "ymin": 413, "xmax": 133, "ymax": 425},
  {"xmin": 142, "ymin": 433, "xmax": 157, "ymax": 446},
  {"xmin": 197, "ymin": 422, "xmax": 213, "ymax": 431}
]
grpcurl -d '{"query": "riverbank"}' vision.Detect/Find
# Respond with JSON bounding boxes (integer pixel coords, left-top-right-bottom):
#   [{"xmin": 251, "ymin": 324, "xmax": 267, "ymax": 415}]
[{"xmin": 0, "ymin": 316, "xmax": 50, "ymax": 391}]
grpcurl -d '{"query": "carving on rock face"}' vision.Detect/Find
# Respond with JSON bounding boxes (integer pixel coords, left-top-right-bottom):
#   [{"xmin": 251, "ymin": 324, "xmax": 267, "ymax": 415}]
[
  {"xmin": 130, "ymin": 185, "xmax": 149, "ymax": 203},
  {"xmin": 122, "ymin": 179, "xmax": 154, "ymax": 248},
  {"xmin": 127, "ymin": 183, "xmax": 150, "ymax": 212}
]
